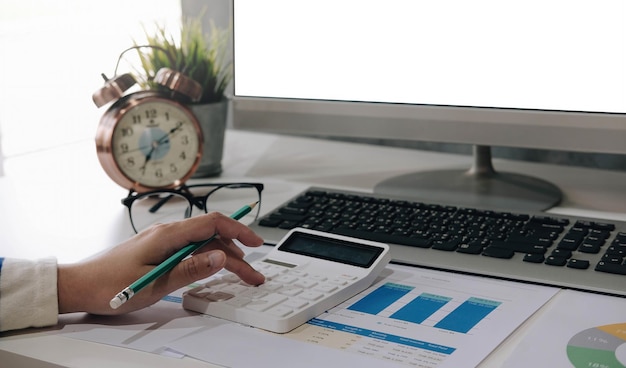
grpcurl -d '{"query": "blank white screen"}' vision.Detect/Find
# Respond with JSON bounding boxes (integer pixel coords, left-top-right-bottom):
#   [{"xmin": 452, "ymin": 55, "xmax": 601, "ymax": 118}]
[{"xmin": 234, "ymin": 0, "xmax": 626, "ymax": 114}]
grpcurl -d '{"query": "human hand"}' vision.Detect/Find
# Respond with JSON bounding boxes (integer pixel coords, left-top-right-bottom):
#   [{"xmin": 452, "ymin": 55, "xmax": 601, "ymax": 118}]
[{"xmin": 57, "ymin": 212, "xmax": 265, "ymax": 315}]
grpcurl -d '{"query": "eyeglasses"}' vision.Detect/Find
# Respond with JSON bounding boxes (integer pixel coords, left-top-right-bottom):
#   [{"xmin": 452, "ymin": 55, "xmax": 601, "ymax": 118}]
[{"xmin": 122, "ymin": 182, "xmax": 264, "ymax": 233}]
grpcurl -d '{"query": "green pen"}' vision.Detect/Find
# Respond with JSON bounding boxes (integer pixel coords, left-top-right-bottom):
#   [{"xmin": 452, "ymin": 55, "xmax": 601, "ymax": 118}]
[{"xmin": 109, "ymin": 201, "xmax": 259, "ymax": 309}]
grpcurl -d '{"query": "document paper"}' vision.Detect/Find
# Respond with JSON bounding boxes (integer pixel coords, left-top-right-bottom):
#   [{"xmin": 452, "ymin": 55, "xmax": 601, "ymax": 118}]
[{"xmin": 167, "ymin": 263, "xmax": 558, "ymax": 368}]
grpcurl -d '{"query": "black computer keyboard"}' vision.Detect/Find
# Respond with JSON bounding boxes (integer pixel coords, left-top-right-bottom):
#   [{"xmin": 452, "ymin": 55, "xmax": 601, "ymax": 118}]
[{"xmin": 249, "ymin": 187, "xmax": 626, "ymax": 297}]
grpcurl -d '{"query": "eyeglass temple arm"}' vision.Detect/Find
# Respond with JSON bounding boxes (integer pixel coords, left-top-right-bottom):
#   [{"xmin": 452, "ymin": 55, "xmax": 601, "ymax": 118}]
[{"xmin": 147, "ymin": 190, "xmax": 204, "ymax": 216}]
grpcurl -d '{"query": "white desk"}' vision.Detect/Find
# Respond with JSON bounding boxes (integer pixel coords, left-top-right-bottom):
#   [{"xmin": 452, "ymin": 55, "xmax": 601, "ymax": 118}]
[{"xmin": 1, "ymin": 129, "xmax": 625, "ymax": 367}]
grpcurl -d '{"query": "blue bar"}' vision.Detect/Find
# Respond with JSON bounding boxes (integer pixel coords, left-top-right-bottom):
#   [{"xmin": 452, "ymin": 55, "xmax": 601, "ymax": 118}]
[
  {"xmin": 307, "ymin": 318, "xmax": 456, "ymax": 355},
  {"xmin": 434, "ymin": 297, "xmax": 501, "ymax": 333},
  {"xmin": 348, "ymin": 283, "xmax": 413, "ymax": 315},
  {"xmin": 390, "ymin": 293, "xmax": 452, "ymax": 324}
]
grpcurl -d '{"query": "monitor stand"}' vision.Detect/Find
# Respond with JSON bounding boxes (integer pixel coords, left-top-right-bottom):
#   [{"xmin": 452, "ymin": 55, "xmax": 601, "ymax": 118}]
[{"xmin": 374, "ymin": 145, "xmax": 562, "ymax": 212}]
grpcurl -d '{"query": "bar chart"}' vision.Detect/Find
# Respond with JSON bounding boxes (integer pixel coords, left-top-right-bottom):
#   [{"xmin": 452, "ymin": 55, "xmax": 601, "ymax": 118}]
[
  {"xmin": 348, "ymin": 282, "xmax": 502, "ymax": 333},
  {"xmin": 283, "ymin": 265, "xmax": 558, "ymax": 368}
]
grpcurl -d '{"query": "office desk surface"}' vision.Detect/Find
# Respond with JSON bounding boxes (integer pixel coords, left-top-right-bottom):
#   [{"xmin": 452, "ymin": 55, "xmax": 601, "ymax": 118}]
[{"xmin": 1, "ymin": 129, "xmax": 625, "ymax": 367}]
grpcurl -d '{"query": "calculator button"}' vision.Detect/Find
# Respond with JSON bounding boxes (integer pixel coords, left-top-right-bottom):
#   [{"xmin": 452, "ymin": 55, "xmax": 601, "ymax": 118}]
[
  {"xmin": 339, "ymin": 274, "xmax": 358, "ymax": 280},
  {"xmin": 279, "ymin": 286, "xmax": 304, "ymax": 296},
  {"xmin": 205, "ymin": 291, "xmax": 235, "ymax": 302},
  {"xmin": 283, "ymin": 299, "xmax": 309, "ymax": 309},
  {"xmin": 275, "ymin": 275, "xmax": 298, "ymax": 284},
  {"xmin": 315, "ymin": 284, "xmax": 338, "ymax": 293},
  {"xmin": 203, "ymin": 279, "xmax": 226, "ymax": 288},
  {"xmin": 225, "ymin": 296, "xmax": 252, "ymax": 308},
  {"xmin": 240, "ymin": 288, "xmax": 268, "ymax": 299},
  {"xmin": 246, "ymin": 294, "xmax": 288, "ymax": 312},
  {"xmin": 221, "ymin": 274, "xmax": 242, "ymax": 283},
  {"xmin": 309, "ymin": 274, "xmax": 328, "ymax": 282},
  {"xmin": 294, "ymin": 279, "xmax": 318, "ymax": 289},
  {"xmin": 328, "ymin": 278, "xmax": 348, "ymax": 286},
  {"xmin": 188, "ymin": 288, "xmax": 212, "ymax": 298},
  {"xmin": 268, "ymin": 305, "xmax": 294, "ymax": 317},
  {"xmin": 258, "ymin": 281, "xmax": 283, "ymax": 292},
  {"xmin": 221, "ymin": 284, "xmax": 249, "ymax": 294},
  {"xmin": 290, "ymin": 270, "xmax": 308, "ymax": 277},
  {"xmin": 299, "ymin": 291, "xmax": 324, "ymax": 301},
  {"xmin": 259, "ymin": 270, "xmax": 281, "ymax": 280}
]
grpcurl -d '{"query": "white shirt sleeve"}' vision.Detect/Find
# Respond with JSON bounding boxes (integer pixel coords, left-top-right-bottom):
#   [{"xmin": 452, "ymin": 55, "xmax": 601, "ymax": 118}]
[{"xmin": 0, "ymin": 257, "xmax": 59, "ymax": 332}]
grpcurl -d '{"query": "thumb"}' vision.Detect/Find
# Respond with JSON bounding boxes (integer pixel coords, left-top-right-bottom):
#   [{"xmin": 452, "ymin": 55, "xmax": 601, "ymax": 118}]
[{"xmin": 173, "ymin": 250, "xmax": 227, "ymax": 285}]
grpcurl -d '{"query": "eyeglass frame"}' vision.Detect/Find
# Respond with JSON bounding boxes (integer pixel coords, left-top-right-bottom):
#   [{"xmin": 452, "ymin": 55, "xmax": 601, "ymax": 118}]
[{"xmin": 121, "ymin": 182, "xmax": 264, "ymax": 233}]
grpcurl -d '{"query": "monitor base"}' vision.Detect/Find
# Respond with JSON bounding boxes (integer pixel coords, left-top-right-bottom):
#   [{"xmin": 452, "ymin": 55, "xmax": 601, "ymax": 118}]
[{"xmin": 374, "ymin": 145, "xmax": 562, "ymax": 212}]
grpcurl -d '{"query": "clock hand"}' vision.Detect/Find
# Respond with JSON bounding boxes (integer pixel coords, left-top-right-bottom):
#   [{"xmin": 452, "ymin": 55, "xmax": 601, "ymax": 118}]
[
  {"xmin": 130, "ymin": 124, "xmax": 183, "ymax": 174},
  {"xmin": 139, "ymin": 140, "xmax": 160, "ymax": 172},
  {"xmin": 157, "ymin": 122, "xmax": 183, "ymax": 144}
]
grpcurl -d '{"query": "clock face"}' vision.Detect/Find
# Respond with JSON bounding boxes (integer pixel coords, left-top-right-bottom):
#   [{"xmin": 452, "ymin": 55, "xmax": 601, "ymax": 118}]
[{"xmin": 109, "ymin": 98, "xmax": 202, "ymax": 189}]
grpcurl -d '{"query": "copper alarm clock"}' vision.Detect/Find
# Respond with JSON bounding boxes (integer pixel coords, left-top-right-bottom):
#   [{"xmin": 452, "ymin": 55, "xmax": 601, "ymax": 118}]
[{"xmin": 93, "ymin": 68, "xmax": 204, "ymax": 192}]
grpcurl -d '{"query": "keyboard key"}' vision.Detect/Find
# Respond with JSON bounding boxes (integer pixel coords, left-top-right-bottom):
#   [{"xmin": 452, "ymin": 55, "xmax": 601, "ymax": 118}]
[
  {"xmin": 432, "ymin": 239, "xmax": 460, "ymax": 251},
  {"xmin": 490, "ymin": 240, "xmax": 547, "ymax": 254},
  {"xmin": 551, "ymin": 249, "xmax": 572, "ymax": 259},
  {"xmin": 595, "ymin": 261, "xmax": 626, "ymax": 275},
  {"xmin": 567, "ymin": 259, "xmax": 590, "ymax": 270},
  {"xmin": 523, "ymin": 253, "xmax": 545, "ymax": 263},
  {"xmin": 557, "ymin": 237, "xmax": 582, "ymax": 250},
  {"xmin": 579, "ymin": 243, "xmax": 601, "ymax": 254},
  {"xmin": 544, "ymin": 256, "xmax": 567, "ymax": 266},
  {"xmin": 457, "ymin": 242, "xmax": 484, "ymax": 254},
  {"xmin": 482, "ymin": 247, "xmax": 515, "ymax": 259},
  {"xmin": 334, "ymin": 227, "xmax": 432, "ymax": 248}
]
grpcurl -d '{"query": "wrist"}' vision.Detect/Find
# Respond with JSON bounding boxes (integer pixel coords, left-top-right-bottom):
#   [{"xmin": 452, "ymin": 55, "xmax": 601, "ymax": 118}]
[{"xmin": 57, "ymin": 263, "xmax": 83, "ymax": 314}]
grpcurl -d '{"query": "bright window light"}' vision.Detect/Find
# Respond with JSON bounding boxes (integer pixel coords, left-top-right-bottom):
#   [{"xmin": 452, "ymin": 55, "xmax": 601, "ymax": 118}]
[{"xmin": 0, "ymin": 0, "xmax": 182, "ymax": 157}]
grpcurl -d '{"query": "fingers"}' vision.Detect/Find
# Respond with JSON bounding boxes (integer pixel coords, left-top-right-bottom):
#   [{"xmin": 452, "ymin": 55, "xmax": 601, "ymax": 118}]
[
  {"xmin": 153, "ymin": 212, "xmax": 264, "ymax": 252},
  {"xmin": 199, "ymin": 237, "xmax": 265, "ymax": 286},
  {"xmin": 160, "ymin": 245, "xmax": 263, "ymax": 295},
  {"xmin": 135, "ymin": 213, "xmax": 265, "ymax": 302},
  {"xmin": 172, "ymin": 250, "xmax": 227, "ymax": 285},
  {"xmin": 224, "ymin": 257, "xmax": 266, "ymax": 286}
]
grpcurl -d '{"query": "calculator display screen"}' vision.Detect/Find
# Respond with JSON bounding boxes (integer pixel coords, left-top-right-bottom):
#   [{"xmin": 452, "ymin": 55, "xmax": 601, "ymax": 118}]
[{"xmin": 278, "ymin": 232, "xmax": 384, "ymax": 268}]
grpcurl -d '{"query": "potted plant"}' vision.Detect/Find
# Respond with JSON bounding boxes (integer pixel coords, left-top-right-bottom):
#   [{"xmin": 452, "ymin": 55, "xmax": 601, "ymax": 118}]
[{"xmin": 135, "ymin": 16, "xmax": 232, "ymax": 177}]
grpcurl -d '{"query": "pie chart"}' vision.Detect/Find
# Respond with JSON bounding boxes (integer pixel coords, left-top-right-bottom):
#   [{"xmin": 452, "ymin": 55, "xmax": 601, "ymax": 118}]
[{"xmin": 567, "ymin": 323, "xmax": 626, "ymax": 368}]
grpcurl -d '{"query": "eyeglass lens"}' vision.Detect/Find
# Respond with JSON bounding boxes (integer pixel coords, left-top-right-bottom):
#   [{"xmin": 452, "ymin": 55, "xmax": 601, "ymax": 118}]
[{"xmin": 129, "ymin": 184, "xmax": 261, "ymax": 233}]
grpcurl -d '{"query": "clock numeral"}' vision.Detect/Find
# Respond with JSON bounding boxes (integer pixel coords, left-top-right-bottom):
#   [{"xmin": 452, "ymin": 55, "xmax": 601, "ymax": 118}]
[
  {"xmin": 155, "ymin": 168, "xmax": 163, "ymax": 178},
  {"xmin": 120, "ymin": 143, "xmax": 129, "ymax": 153},
  {"xmin": 170, "ymin": 163, "xmax": 178, "ymax": 173},
  {"xmin": 181, "ymin": 135, "xmax": 189, "ymax": 145},
  {"xmin": 179, "ymin": 151, "xmax": 187, "ymax": 160},
  {"xmin": 126, "ymin": 157, "xmax": 135, "ymax": 167},
  {"xmin": 121, "ymin": 127, "xmax": 134, "ymax": 137},
  {"xmin": 145, "ymin": 108, "xmax": 157, "ymax": 119},
  {"xmin": 132, "ymin": 115, "xmax": 141, "ymax": 124},
  {"xmin": 165, "ymin": 112, "xmax": 170, "ymax": 121}
]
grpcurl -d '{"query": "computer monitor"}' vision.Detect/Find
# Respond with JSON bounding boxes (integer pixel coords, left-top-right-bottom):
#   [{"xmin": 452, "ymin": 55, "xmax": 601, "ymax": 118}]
[{"xmin": 231, "ymin": 0, "xmax": 626, "ymax": 212}]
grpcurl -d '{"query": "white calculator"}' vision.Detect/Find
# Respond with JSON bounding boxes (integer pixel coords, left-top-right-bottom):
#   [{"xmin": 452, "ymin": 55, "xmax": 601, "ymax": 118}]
[{"xmin": 182, "ymin": 227, "xmax": 391, "ymax": 333}]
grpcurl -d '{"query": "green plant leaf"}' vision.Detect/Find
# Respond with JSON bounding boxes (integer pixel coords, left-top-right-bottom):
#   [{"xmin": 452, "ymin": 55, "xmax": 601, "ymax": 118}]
[{"xmin": 133, "ymin": 15, "xmax": 232, "ymax": 104}]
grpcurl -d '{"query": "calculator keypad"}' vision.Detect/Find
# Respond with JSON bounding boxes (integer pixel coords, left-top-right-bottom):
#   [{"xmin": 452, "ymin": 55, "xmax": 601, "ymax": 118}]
[{"xmin": 185, "ymin": 261, "xmax": 357, "ymax": 321}]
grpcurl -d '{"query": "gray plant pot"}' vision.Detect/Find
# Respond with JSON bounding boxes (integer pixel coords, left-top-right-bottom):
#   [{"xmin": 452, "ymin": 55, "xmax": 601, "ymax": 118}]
[{"xmin": 190, "ymin": 99, "xmax": 228, "ymax": 177}]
